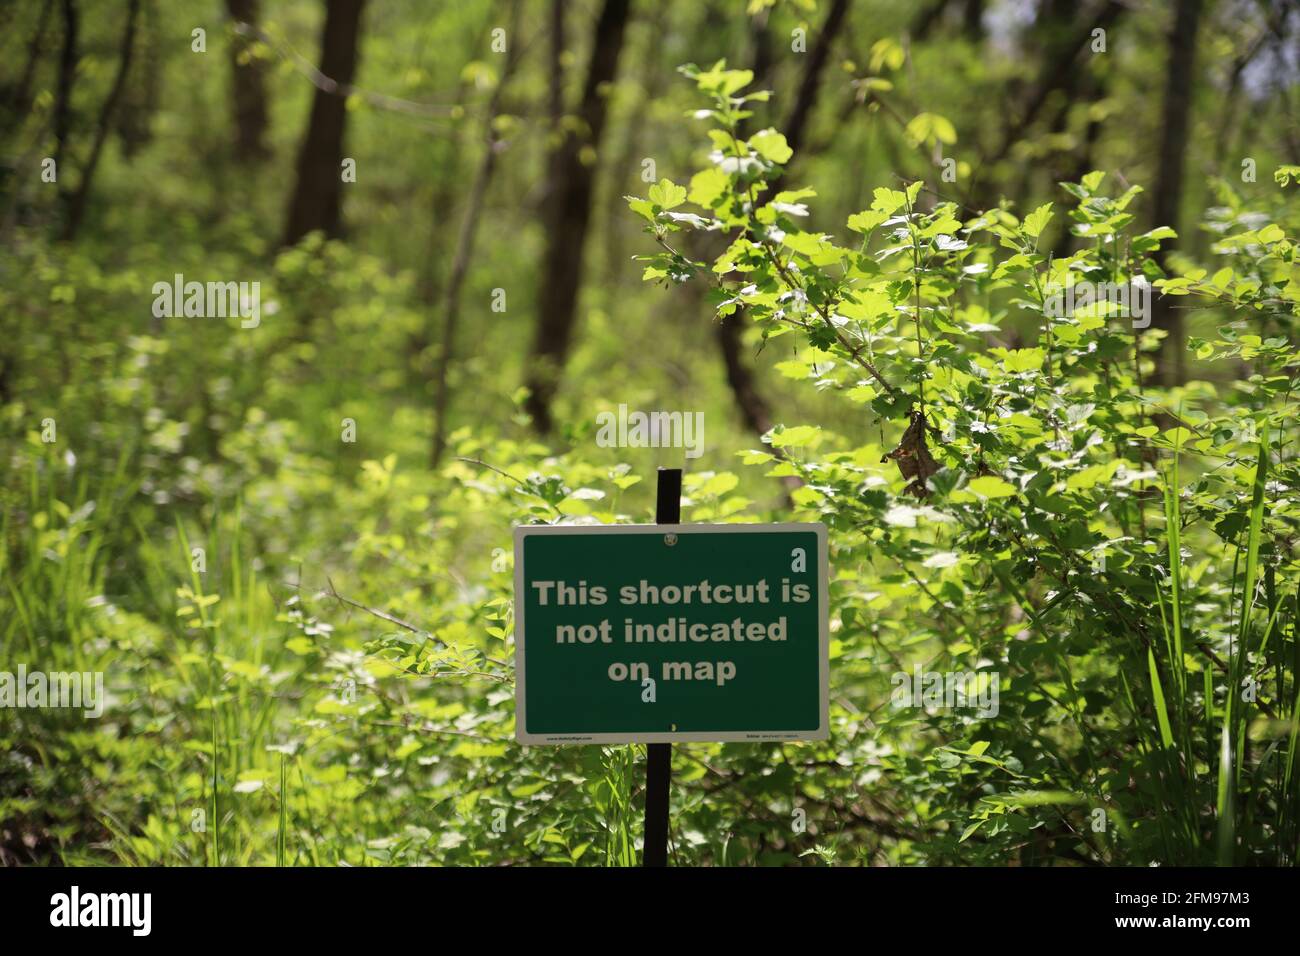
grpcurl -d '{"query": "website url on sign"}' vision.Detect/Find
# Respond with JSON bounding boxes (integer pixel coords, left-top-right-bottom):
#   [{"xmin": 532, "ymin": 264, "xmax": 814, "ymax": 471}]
[{"xmin": 1113, "ymin": 915, "xmax": 1250, "ymax": 930}]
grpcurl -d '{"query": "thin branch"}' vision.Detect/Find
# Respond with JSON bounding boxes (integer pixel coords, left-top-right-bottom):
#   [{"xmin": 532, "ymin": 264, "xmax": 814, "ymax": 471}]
[{"xmin": 234, "ymin": 20, "xmax": 460, "ymax": 118}]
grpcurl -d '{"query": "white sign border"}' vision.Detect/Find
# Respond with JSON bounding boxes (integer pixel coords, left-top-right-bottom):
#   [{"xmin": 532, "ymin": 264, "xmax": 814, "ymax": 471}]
[{"xmin": 513, "ymin": 522, "xmax": 829, "ymax": 745}]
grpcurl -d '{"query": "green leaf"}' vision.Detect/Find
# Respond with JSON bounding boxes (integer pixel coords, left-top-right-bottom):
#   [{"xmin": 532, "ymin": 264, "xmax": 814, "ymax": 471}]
[
  {"xmin": 688, "ymin": 167, "xmax": 730, "ymax": 208},
  {"xmin": 648, "ymin": 178, "xmax": 687, "ymax": 210},
  {"xmin": 847, "ymin": 208, "xmax": 889, "ymax": 233},
  {"xmin": 626, "ymin": 197, "xmax": 656, "ymax": 222},
  {"xmin": 769, "ymin": 425, "xmax": 821, "ymax": 447},
  {"xmin": 1022, "ymin": 203, "xmax": 1053, "ymax": 239},
  {"xmin": 1000, "ymin": 347, "xmax": 1045, "ymax": 373},
  {"xmin": 689, "ymin": 61, "xmax": 755, "ymax": 96},
  {"xmin": 966, "ymin": 476, "xmax": 1016, "ymax": 498},
  {"xmin": 774, "ymin": 360, "xmax": 812, "ymax": 379},
  {"xmin": 782, "ymin": 231, "xmax": 832, "ymax": 256},
  {"xmin": 749, "ymin": 128, "xmax": 793, "ymax": 164},
  {"xmin": 904, "ymin": 112, "xmax": 957, "ymax": 146},
  {"xmin": 1147, "ymin": 647, "xmax": 1175, "ymax": 749},
  {"xmin": 1274, "ymin": 164, "xmax": 1300, "ymax": 187}
]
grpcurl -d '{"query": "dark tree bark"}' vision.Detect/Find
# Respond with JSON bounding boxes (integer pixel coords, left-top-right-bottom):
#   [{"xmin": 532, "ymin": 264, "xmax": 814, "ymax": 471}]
[
  {"xmin": 548, "ymin": 0, "xmax": 566, "ymax": 125},
  {"xmin": 783, "ymin": 0, "xmax": 850, "ymax": 160},
  {"xmin": 115, "ymin": 0, "xmax": 160, "ymax": 159},
  {"xmin": 523, "ymin": 0, "xmax": 632, "ymax": 434},
  {"xmin": 715, "ymin": 314, "xmax": 775, "ymax": 438},
  {"xmin": 282, "ymin": 0, "xmax": 366, "ymax": 246},
  {"xmin": 52, "ymin": 0, "xmax": 78, "ymax": 180},
  {"xmin": 60, "ymin": 0, "xmax": 140, "ymax": 241},
  {"xmin": 226, "ymin": 0, "xmax": 270, "ymax": 162},
  {"xmin": 711, "ymin": 9, "xmax": 778, "ymax": 449},
  {"xmin": 1150, "ymin": 0, "xmax": 1204, "ymax": 385}
]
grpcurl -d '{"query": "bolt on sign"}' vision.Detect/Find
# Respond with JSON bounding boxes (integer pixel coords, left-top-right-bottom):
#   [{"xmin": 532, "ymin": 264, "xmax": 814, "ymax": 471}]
[{"xmin": 513, "ymin": 523, "xmax": 828, "ymax": 744}]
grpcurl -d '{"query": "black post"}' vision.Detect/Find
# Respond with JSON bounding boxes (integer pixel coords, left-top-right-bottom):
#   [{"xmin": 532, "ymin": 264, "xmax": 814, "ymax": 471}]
[{"xmin": 643, "ymin": 467, "xmax": 681, "ymax": 867}]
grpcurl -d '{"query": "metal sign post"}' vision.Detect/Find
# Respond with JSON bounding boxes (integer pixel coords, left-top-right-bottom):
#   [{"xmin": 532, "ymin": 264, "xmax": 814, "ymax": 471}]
[{"xmin": 643, "ymin": 467, "xmax": 681, "ymax": 867}]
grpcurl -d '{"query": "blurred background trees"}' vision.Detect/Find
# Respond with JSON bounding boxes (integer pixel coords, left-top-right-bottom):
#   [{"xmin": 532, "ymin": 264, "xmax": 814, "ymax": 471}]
[{"xmin": 4, "ymin": 0, "xmax": 1297, "ymax": 439}]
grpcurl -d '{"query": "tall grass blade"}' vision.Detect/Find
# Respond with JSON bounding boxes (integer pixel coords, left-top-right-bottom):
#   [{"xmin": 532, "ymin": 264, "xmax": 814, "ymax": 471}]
[
  {"xmin": 1147, "ymin": 647, "xmax": 1174, "ymax": 750},
  {"xmin": 277, "ymin": 753, "xmax": 288, "ymax": 867},
  {"xmin": 1215, "ymin": 718, "xmax": 1234, "ymax": 866}
]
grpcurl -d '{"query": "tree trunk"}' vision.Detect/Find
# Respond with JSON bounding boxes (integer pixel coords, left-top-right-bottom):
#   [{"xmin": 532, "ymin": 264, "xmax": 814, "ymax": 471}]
[
  {"xmin": 783, "ymin": 0, "xmax": 850, "ymax": 160},
  {"xmin": 1150, "ymin": 0, "xmax": 1204, "ymax": 386},
  {"xmin": 225, "ymin": 0, "xmax": 270, "ymax": 162},
  {"xmin": 715, "ymin": 314, "xmax": 774, "ymax": 438},
  {"xmin": 708, "ymin": 10, "xmax": 776, "ymax": 455},
  {"xmin": 523, "ymin": 0, "xmax": 631, "ymax": 434},
  {"xmin": 719, "ymin": 0, "xmax": 848, "ymax": 435},
  {"xmin": 910, "ymin": 0, "xmax": 951, "ymax": 43},
  {"xmin": 430, "ymin": 0, "xmax": 523, "ymax": 467},
  {"xmin": 115, "ymin": 0, "xmax": 160, "ymax": 159},
  {"xmin": 963, "ymin": 0, "xmax": 984, "ymax": 42},
  {"xmin": 52, "ymin": 0, "xmax": 77, "ymax": 180},
  {"xmin": 282, "ymin": 0, "xmax": 365, "ymax": 246},
  {"xmin": 705, "ymin": 2, "xmax": 846, "ymax": 502},
  {"xmin": 548, "ymin": 0, "xmax": 566, "ymax": 124},
  {"xmin": 60, "ymin": 0, "xmax": 140, "ymax": 241},
  {"xmin": 603, "ymin": 2, "xmax": 670, "ymax": 288}
]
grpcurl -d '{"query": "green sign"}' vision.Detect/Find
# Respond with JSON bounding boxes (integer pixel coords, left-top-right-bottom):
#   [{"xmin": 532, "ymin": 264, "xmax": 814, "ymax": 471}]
[{"xmin": 513, "ymin": 523, "xmax": 828, "ymax": 744}]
